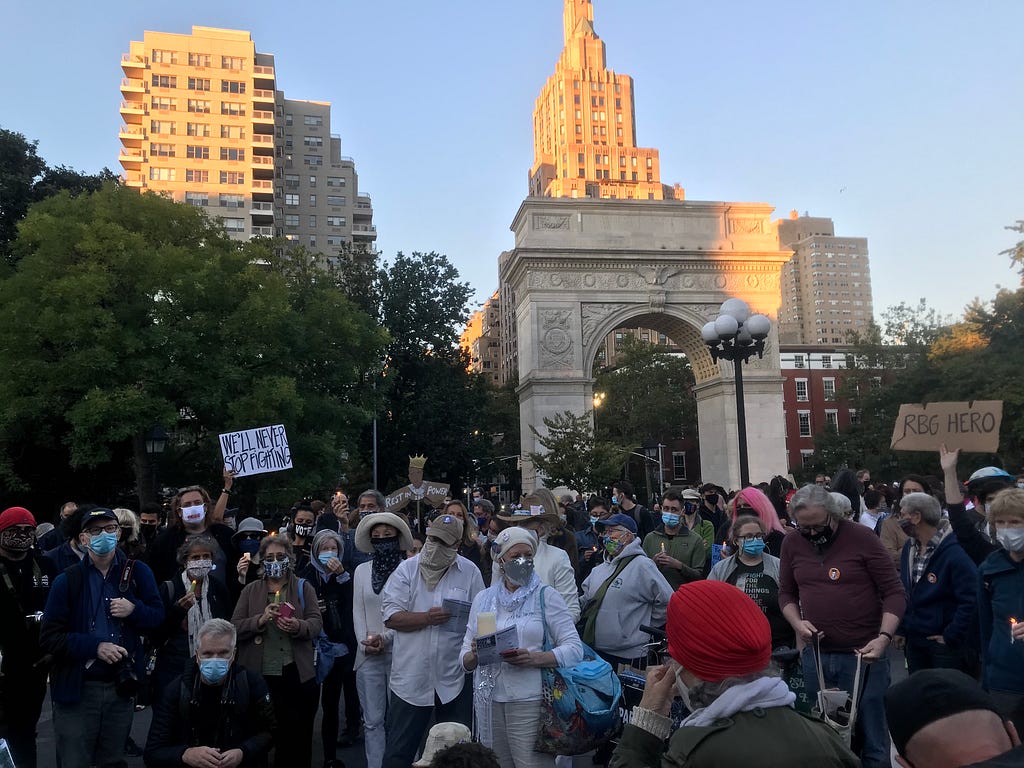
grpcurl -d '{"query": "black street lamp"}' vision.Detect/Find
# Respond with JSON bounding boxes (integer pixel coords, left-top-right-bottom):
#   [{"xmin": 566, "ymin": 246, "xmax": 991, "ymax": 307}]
[
  {"xmin": 701, "ymin": 299, "xmax": 772, "ymax": 488},
  {"xmin": 144, "ymin": 425, "xmax": 169, "ymax": 501}
]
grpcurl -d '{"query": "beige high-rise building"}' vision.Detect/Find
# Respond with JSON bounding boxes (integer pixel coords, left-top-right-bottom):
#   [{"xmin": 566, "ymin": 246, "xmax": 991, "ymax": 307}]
[
  {"xmin": 777, "ymin": 213, "xmax": 873, "ymax": 345},
  {"xmin": 119, "ymin": 26, "xmax": 374, "ymax": 261},
  {"xmin": 459, "ymin": 292, "xmax": 502, "ymax": 384}
]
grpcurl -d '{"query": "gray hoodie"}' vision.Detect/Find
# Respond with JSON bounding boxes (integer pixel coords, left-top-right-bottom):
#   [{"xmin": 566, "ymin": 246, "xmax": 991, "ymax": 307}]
[{"xmin": 580, "ymin": 538, "xmax": 673, "ymax": 659}]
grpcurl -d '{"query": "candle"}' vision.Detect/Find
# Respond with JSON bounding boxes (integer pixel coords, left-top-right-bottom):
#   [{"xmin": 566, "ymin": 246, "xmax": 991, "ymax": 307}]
[
  {"xmin": 1012, "ymin": 618, "xmax": 1018, "ymax": 644},
  {"xmin": 478, "ymin": 612, "xmax": 497, "ymax": 637},
  {"xmin": 660, "ymin": 542, "xmax": 666, "ymax": 554},
  {"xmin": 190, "ymin": 580, "xmax": 198, "ymax": 594},
  {"xmin": 274, "ymin": 590, "xmax": 281, "ymax": 605}
]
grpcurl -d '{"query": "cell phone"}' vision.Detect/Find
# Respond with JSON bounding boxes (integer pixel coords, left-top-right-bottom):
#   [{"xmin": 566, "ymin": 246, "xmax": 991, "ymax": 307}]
[{"xmin": 277, "ymin": 602, "xmax": 296, "ymax": 620}]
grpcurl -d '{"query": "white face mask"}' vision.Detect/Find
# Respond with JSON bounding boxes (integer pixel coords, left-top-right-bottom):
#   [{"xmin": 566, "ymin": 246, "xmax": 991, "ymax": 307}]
[
  {"xmin": 181, "ymin": 504, "xmax": 206, "ymax": 525},
  {"xmin": 674, "ymin": 666, "xmax": 697, "ymax": 712},
  {"xmin": 996, "ymin": 527, "xmax": 1024, "ymax": 553}
]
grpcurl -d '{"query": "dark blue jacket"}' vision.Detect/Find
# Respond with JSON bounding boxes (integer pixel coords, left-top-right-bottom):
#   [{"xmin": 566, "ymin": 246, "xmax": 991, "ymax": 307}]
[
  {"xmin": 40, "ymin": 550, "xmax": 164, "ymax": 704},
  {"xmin": 978, "ymin": 549, "xmax": 1024, "ymax": 694},
  {"xmin": 899, "ymin": 532, "xmax": 978, "ymax": 647}
]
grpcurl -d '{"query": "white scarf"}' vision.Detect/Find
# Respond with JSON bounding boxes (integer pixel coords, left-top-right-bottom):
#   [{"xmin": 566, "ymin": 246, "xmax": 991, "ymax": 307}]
[
  {"xmin": 681, "ymin": 676, "xmax": 795, "ymax": 728},
  {"xmin": 182, "ymin": 572, "xmax": 213, "ymax": 657}
]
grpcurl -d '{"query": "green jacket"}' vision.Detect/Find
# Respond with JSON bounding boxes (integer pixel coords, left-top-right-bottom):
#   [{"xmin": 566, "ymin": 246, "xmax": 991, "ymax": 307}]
[
  {"xmin": 642, "ymin": 529, "xmax": 705, "ymax": 591},
  {"xmin": 610, "ymin": 706, "xmax": 859, "ymax": 768}
]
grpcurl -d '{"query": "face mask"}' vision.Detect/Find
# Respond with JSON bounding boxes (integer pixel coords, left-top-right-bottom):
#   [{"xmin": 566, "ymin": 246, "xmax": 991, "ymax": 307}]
[
  {"xmin": 263, "ymin": 558, "xmax": 289, "ymax": 579},
  {"xmin": 674, "ymin": 667, "xmax": 696, "ymax": 712},
  {"xmin": 1017, "ymin": 482, "xmax": 1024, "ymax": 490},
  {"xmin": 317, "ymin": 551, "xmax": 338, "ymax": 566},
  {"xmin": 801, "ymin": 523, "xmax": 835, "ymax": 548},
  {"xmin": 741, "ymin": 539, "xmax": 766, "ymax": 557},
  {"xmin": 186, "ymin": 559, "xmax": 214, "ymax": 580},
  {"xmin": 420, "ymin": 540, "xmax": 457, "ymax": 570},
  {"xmin": 88, "ymin": 531, "xmax": 118, "ymax": 556},
  {"xmin": 293, "ymin": 523, "xmax": 314, "ymax": 539},
  {"xmin": 477, "ymin": 516, "xmax": 488, "ymax": 530},
  {"xmin": 0, "ymin": 529, "xmax": 34, "ymax": 552},
  {"xmin": 590, "ymin": 516, "xmax": 600, "ymax": 526},
  {"xmin": 141, "ymin": 525, "xmax": 158, "ymax": 541},
  {"xmin": 486, "ymin": 531, "xmax": 497, "ymax": 543},
  {"xmin": 372, "ymin": 536, "xmax": 401, "ymax": 555},
  {"xmin": 239, "ymin": 539, "xmax": 260, "ymax": 556},
  {"xmin": 199, "ymin": 657, "xmax": 230, "ymax": 685},
  {"xmin": 996, "ymin": 527, "xmax": 1024, "ymax": 553},
  {"xmin": 661, "ymin": 513, "xmax": 680, "ymax": 529},
  {"xmin": 683, "ymin": 501, "xmax": 699, "ymax": 516},
  {"xmin": 473, "ymin": 495, "xmax": 482, "ymax": 502},
  {"xmin": 601, "ymin": 536, "xmax": 623, "ymax": 557},
  {"xmin": 501, "ymin": 556, "xmax": 535, "ymax": 586},
  {"xmin": 181, "ymin": 504, "xmax": 206, "ymax": 525},
  {"xmin": 899, "ymin": 518, "xmax": 916, "ymax": 537},
  {"xmin": 611, "ymin": 496, "xmax": 619, "ymax": 506},
  {"xmin": 705, "ymin": 494, "xmax": 719, "ymax": 506}
]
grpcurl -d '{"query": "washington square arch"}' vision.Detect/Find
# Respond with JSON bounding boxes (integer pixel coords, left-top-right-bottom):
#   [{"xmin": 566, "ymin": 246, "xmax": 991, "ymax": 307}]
[{"xmin": 499, "ymin": 197, "xmax": 794, "ymax": 492}]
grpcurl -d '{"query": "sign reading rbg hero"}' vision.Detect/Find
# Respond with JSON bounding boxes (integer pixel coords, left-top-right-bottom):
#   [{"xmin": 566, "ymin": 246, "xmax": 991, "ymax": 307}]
[
  {"xmin": 890, "ymin": 401, "xmax": 1002, "ymax": 453},
  {"xmin": 219, "ymin": 424, "xmax": 293, "ymax": 477}
]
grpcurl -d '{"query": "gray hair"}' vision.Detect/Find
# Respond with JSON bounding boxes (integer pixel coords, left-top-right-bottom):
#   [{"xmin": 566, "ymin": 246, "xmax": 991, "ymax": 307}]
[
  {"xmin": 358, "ymin": 489, "xmax": 386, "ymax": 510},
  {"xmin": 900, "ymin": 492, "xmax": 942, "ymax": 527},
  {"xmin": 197, "ymin": 618, "xmax": 236, "ymax": 649},
  {"xmin": 688, "ymin": 663, "xmax": 781, "ymax": 709},
  {"xmin": 829, "ymin": 492, "xmax": 854, "ymax": 520},
  {"xmin": 789, "ymin": 484, "xmax": 840, "ymax": 521}
]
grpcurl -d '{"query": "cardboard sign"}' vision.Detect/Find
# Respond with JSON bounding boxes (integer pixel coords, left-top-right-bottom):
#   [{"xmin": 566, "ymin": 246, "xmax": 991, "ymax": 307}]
[
  {"xmin": 385, "ymin": 482, "xmax": 450, "ymax": 513},
  {"xmin": 219, "ymin": 424, "xmax": 293, "ymax": 478},
  {"xmin": 890, "ymin": 401, "xmax": 1002, "ymax": 453}
]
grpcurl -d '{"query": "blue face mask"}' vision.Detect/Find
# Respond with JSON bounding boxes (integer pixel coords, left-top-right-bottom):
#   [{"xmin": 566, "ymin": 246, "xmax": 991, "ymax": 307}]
[
  {"xmin": 611, "ymin": 496, "xmax": 619, "ymax": 506},
  {"xmin": 741, "ymin": 539, "xmax": 766, "ymax": 557},
  {"xmin": 661, "ymin": 513, "xmax": 680, "ymax": 529},
  {"xmin": 198, "ymin": 657, "xmax": 230, "ymax": 684},
  {"xmin": 589, "ymin": 516, "xmax": 600, "ymax": 526},
  {"xmin": 317, "ymin": 551, "xmax": 338, "ymax": 566},
  {"xmin": 238, "ymin": 539, "xmax": 260, "ymax": 556},
  {"xmin": 88, "ymin": 531, "xmax": 118, "ymax": 556}
]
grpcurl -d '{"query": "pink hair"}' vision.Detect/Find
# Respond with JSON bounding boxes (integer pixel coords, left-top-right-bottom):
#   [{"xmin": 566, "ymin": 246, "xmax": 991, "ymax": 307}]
[{"xmin": 731, "ymin": 487, "xmax": 786, "ymax": 535}]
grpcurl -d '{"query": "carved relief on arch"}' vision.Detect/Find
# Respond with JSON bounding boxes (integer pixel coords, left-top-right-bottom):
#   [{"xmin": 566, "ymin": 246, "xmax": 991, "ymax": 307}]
[
  {"xmin": 580, "ymin": 303, "xmax": 622, "ymax": 350},
  {"xmin": 539, "ymin": 309, "xmax": 576, "ymax": 370}
]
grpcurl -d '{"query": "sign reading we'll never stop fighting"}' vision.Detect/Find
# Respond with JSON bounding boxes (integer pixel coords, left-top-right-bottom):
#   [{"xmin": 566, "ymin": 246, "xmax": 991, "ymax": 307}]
[
  {"xmin": 890, "ymin": 401, "xmax": 1002, "ymax": 453},
  {"xmin": 219, "ymin": 424, "xmax": 293, "ymax": 477}
]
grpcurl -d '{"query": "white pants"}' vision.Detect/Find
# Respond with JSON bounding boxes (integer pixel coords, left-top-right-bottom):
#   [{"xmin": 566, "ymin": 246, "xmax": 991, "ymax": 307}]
[
  {"xmin": 356, "ymin": 654, "xmax": 392, "ymax": 768},
  {"xmin": 489, "ymin": 699, "xmax": 555, "ymax": 768}
]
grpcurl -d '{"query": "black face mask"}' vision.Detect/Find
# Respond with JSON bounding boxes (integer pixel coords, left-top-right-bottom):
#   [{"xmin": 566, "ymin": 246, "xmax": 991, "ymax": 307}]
[
  {"xmin": 140, "ymin": 525, "xmax": 158, "ymax": 541},
  {"xmin": 704, "ymin": 494, "xmax": 719, "ymax": 506},
  {"xmin": 899, "ymin": 518, "xmax": 916, "ymax": 537},
  {"xmin": 801, "ymin": 523, "xmax": 835, "ymax": 548}
]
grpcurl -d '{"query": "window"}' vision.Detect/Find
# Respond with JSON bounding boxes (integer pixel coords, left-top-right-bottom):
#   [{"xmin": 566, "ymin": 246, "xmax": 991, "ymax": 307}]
[
  {"xmin": 187, "ymin": 99, "xmax": 211, "ymax": 113},
  {"xmin": 185, "ymin": 145, "xmax": 208, "ymax": 159},
  {"xmin": 793, "ymin": 354, "xmax": 805, "ymax": 369},
  {"xmin": 308, "ymin": 176, "xmax": 316, "ymax": 186},
  {"xmin": 220, "ymin": 147, "xmax": 245, "ymax": 161},
  {"xmin": 151, "ymin": 49, "xmax": 178, "ymax": 64},
  {"xmin": 821, "ymin": 354, "xmax": 833, "ymax": 369},
  {"xmin": 151, "ymin": 97, "xmax": 176, "ymax": 110},
  {"xmin": 222, "ymin": 217, "xmax": 245, "ymax": 233},
  {"xmin": 823, "ymin": 378, "xmax": 836, "ymax": 400},
  {"xmin": 221, "ymin": 102, "xmax": 245, "ymax": 116},
  {"xmin": 800, "ymin": 450, "xmax": 815, "ymax": 468},
  {"xmin": 795, "ymin": 379, "xmax": 808, "ymax": 401},
  {"xmin": 825, "ymin": 410, "xmax": 839, "ymax": 431},
  {"xmin": 304, "ymin": 155, "xmax": 323, "ymax": 166},
  {"xmin": 672, "ymin": 452, "xmax": 687, "ymax": 480},
  {"xmin": 221, "ymin": 80, "xmax": 246, "ymax": 94},
  {"xmin": 188, "ymin": 77, "xmax": 210, "ymax": 91},
  {"xmin": 188, "ymin": 53, "xmax": 211, "ymax": 67},
  {"xmin": 148, "ymin": 167, "xmax": 175, "ymax": 181},
  {"xmin": 221, "ymin": 56, "xmax": 245, "ymax": 70},
  {"xmin": 303, "ymin": 115, "xmax": 323, "ymax": 127},
  {"xmin": 849, "ymin": 409, "xmax": 860, "ymax": 425},
  {"xmin": 308, "ymin": 215, "xmax": 317, "ymax": 227},
  {"xmin": 150, "ymin": 120, "xmax": 176, "ymax": 134},
  {"xmin": 219, "ymin": 194, "xmax": 244, "ymax": 208},
  {"xmin": 187, "ymin": 122, "xmax": 210, "ymax": 137},
  {"xmin": 303, "ymin": 135, "xmax": 323, "ymax": 148},
  {"xmin": 309, "ymin": 194, "xmax": 316, "ymax": 206},
  {"xmin": 184, "ymin": 192, "xmax": 208, "ymax": 207},
  {"xmin": 285, "ymin": 175, "xmax": 300, "ymax": 189},
  {"xmin": 308, "ymin": 236, "xmax": 316, "ymax": 248},
  {"xmin": 327, "ymin": 216, "xmax": 346, "ymax": 227},
  {"xmin": 186, "ymin": 169, "xmax": 209, "ymax": 182},
  {"xmin": 151, "ymin": 75, "xmax": 176, "ymax": 88},
  {"xmin": 326, "ymin": 195, "xmax": 345, "ymax": 206},
  {"xmin": 285, "ymin": 193, "xmax": 300, "ymax": 206},
  {"xmin": 871, "ymin": 377, "xmax": 882, "ymax": 391},
  {"xmin": 285, "ymin": 113, "xmax": 293, "ymax": 126},
  {"xmin": 327, "ymin": 176, "xmax": 346, "ymax": 187},
  {"xmin": 798, "ymin": 411, "xmax": 812, "ymax": 437},
  {"xmin": 220, "ymin": 125, "xmax": 244, "ymax": 139},
  {"xmin": 284, "ymin": 214, "xmax": 299, "ymax": 227},
  {"xmin": 326, "ymin": 236, "xmax": 345, "ymax": 246},
  {"xmin": 219, "ymin": 171, "xmax": 244, "ymax": 185}
]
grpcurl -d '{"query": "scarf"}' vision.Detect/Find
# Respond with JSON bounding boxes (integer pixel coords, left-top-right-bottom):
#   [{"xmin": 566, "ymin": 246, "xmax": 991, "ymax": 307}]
[
  {"xmin": 681, "ymin": 676, "xmax": 795, "ymax": 728},
  {"xmin": 418, "ymin": 540, "xmax": 457, "ymax": 591},
  {"xmin": 371, "ymin": 538, "xmax": 404, "ymax": 594},
  {"xmin": 182, "ymin": 571, "xmax": 213, "ymax": 657}
]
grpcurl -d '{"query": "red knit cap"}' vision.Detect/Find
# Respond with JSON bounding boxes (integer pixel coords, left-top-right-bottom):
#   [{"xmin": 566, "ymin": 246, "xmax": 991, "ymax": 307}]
[
  {"xmin": 0, "ymin": 506, "xmax": 37, "ymax": 532},
  {"xmin": 666, "ymin": 581, "xmax": 772, "ymax": 683}
]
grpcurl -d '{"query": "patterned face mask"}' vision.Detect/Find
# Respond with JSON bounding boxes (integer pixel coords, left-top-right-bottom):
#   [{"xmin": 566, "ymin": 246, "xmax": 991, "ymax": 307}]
[{"xmin": 263, "ymin": 558, "xmax": 290, "ymax": 579}]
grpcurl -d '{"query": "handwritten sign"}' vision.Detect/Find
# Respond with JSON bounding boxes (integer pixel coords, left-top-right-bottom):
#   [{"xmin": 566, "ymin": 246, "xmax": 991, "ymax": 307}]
[
  {"xmin": 219, "ymin": 424, "xmax": 293, "ymax": 478},
  {"xmin": 890, "ymin": 401, "xmax": 1002, "ymax": 453},
  {"xmin": 385, "ymin": 482, "xmax": 450, "ymax": 513}
]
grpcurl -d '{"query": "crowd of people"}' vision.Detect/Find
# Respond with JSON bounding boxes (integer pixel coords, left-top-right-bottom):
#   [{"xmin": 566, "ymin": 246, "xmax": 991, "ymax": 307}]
[{"xmin": 0, "ymin": 447, "xmax": 1022, "ymax": 767}]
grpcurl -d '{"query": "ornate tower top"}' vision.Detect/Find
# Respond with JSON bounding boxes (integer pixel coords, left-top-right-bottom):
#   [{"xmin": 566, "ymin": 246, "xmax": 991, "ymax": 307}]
[{"xmin": 563, "ymin": 0, "xmax": 595, "ymax": 44}]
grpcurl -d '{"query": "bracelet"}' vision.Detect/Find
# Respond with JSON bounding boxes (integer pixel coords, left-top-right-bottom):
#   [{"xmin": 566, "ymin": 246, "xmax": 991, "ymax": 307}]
[
  {"xmin": 630, "ymin": 706, "xmax": 672, "ymax": 740},
  {"xmin": 221, "ymin": 488, "xmax": 231, "ymax": 495},
  {"xmin": 878, "ymin": 631, "xmax": 893, "ymax": 641}
]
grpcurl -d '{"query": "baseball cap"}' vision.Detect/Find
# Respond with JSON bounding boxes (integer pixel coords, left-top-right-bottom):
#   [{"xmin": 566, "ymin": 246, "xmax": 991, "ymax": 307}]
[
  {"xmin": 594, "ymin": 513, "xmax": 637, "ymax": 535},
  {"xmin": 427, "ymin": 514, "xmax": 464, "ymax": 546},
  {"xmin": 83, "ymin": 508, "xmax": 118, "ymax": 526}
]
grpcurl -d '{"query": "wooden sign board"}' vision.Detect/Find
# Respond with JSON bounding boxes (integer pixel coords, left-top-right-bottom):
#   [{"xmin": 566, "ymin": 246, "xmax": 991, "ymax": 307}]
[{"xmin": 890, "ymin": 401, "xmax": 1002, "ymax": 453}]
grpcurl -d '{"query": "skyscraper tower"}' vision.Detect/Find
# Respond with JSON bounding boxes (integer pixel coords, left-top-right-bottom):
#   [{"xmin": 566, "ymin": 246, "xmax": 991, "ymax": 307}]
[{"xmin": 529, "ymin": 0, "xmax": 682, "ymax": 201}]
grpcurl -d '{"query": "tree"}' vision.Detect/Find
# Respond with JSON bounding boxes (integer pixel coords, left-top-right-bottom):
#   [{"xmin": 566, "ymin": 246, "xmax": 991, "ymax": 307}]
[
  {"xmin": 0, "ymin": 184, "xmax": 386, "ymax": 511},
  {"xmin": 528, "ymin": 410, "xmax": 625, "ymax": 494},
  {"xmin": 0, "ymin": 129, "xmax": 45, "ymax": 260}
]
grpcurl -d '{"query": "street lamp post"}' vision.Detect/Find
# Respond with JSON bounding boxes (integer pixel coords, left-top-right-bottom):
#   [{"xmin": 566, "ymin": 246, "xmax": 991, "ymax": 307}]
[
  {"xmin": 592, "ymin": 391, "xmax": 606, "ymax": 434},
  {"xmin": 701, "ymin": 299, "xmax": 772, "ymax": 488},
  {"xmin": 642, "ymin": 440, "xmax": 666, "ymax": 495},
  {"xmin": 144, "ymin": 424, "xmax": 169, "ymax": 503}
]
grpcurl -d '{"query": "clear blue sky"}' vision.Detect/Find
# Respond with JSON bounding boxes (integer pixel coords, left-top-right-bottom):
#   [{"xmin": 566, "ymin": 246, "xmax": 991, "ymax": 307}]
[{"xmin": 3, "ymin": 0, "xmax": 1023, "ymax": 320}]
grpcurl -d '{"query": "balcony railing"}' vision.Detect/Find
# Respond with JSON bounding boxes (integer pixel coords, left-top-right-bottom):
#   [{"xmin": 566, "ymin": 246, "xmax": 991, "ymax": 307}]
[
  {"xmin": 118, "ymin": 125, "xmax": 146, "ymax": 138},
  {"xmin": 251, "ymin": 226, "xmax": 274, "ymax": 236},
  {"xmin": 252, "ymin": 89, "xmax": 275, "ymax": 100},
  {"xmin": 251, "ymin": 180, "xmax": 273, "ymax": 190},
  {"xmin": 354, "ymin": 202, "xmax": 372, "ymax": 210},
  {"xmin": 352, "ymin": 224, "xmax": 376, "ymax": 234},
  {"xmin": 121, "ymin": 53, "xmax": 146, "ymax": 67},
  {"xmin": 249, "ymin": 202, "xmax": 274, "ymax": 213},
  {"xmin": 119, "ymin": 100, "xmax": 147, "ymax": 113},
  {"xmin": 252, "ymin": 110, "xmax": 274, "ymax": 122},
  {"xmin": 251, "ymin": 156, "xmax": 274, "ymax": 166},
  {"xmin": 253, "ymin": 65, "xmax": 275, "ymax": 76},
  {"xmin": 120, "ymin": 78, "xmax": 145, "ymax": 92},
  {"xmin": 252, "ymin": 134, "xmax": 274, "ymax": 144}
]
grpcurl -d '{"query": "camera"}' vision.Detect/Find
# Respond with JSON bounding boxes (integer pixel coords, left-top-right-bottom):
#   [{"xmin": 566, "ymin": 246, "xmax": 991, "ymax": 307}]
[{"xmin": 113, "ymin": 657, "xmax": 139, "ymax": 699}]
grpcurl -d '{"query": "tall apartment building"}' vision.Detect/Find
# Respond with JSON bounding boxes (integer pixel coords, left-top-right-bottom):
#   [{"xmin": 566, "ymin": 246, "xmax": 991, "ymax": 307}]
[
  {"xmin": 119, "ymin": 26, "xmax": 374, "ymax": 261},
  {"xmin": 528, "ymin": 0, "xmax": 684, "ymax": 201},
  {"xmin": 777, "ymin": 213, "xmax": 872, "ymax": 345},
  {"xmin": 459, "ymin": 292, "xmax": 502, "ymax": 384}
]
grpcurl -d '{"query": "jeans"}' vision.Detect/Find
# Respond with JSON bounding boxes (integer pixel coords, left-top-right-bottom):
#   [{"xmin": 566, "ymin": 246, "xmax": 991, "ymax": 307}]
[
  {"xmin": 905, "ymin": 637, "xmax": 969, "ymax": 675},
  {"xmin": 381, "ymin": 684, "xmax": 473, "ymax": 768},
  {"xmin": 52, "ymin": 681, "xmax": 134, "ymax": 768},
  {"xmin": 356, "ymin": 655, "xmax": 392, "ymax": 768},
  {"xmin": 802, "ymin": 647, "xmax": 890, "ymax": 768},
  {"xmin": 490, "ymin": 700, "xmax": 553, "ymax": 768}
]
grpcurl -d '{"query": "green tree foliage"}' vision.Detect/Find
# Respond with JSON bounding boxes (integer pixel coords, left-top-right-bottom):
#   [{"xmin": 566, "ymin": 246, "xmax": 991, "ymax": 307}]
[
  {"xmin": 0, "ymin": 184, "xmax": 386, "ymax": 509},
  {"xmin": 528, "ymin": 410, "xmax": 625, "ymax": 494}
]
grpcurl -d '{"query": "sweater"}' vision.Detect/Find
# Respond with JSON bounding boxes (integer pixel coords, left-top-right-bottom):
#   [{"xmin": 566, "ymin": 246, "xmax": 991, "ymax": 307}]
[
  {"xmin": 898, "ymin": 532, "xmax": 978, "ymax": 647},
  {"xmin": 642, "ymin": 528, "xmax": 705, "ymax": 590},
  {"xmin": 779, "ymin": 520, "xmax": 906, "ymax": 653}
]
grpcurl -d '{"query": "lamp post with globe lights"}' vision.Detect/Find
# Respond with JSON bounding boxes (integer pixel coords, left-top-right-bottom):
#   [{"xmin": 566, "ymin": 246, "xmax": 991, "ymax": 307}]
[{"xmin": 701, "ymin": 298, "xmax": 772, "ymax": 488}]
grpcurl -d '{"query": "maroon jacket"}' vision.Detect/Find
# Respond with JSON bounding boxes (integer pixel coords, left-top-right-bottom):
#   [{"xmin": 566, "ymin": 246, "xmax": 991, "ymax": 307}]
[{"xmin": 779, "ymin": 519, "xmax": 905, "ymax": 653}]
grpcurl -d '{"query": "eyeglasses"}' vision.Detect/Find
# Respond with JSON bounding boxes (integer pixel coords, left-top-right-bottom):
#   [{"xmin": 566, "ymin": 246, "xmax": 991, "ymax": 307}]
[
  {"xmin": 263, "ymin": 554, "xmax": 288, "ymax": 562},
  {"xmin": 238, "ymin": 533, "xmax": 263, "ymax": 541},
  {"xmin": 797, "ymin": 523, "xmax": 829, "ymax": 535},
  {"xmin": 737, "ymin": 533, "xmax": 764, "ymax": 542},
  {"xmin": 735, "ymin": 504, "xmax": 754, "ymax": 512},
  {"xmin": 85, "ymin": 524, "xmax": 119, "ymax": 536}
]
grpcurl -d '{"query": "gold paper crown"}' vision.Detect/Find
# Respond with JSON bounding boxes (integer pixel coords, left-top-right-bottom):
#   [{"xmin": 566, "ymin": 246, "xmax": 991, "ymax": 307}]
[{"xmin": 408, "ymin": 455, "xmax": 428, "ymax": 469}]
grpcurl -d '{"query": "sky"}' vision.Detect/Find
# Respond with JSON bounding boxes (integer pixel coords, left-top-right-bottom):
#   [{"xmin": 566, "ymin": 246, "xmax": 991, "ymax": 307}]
[{"xmin": 3, "ymin": 0, "xmax": 1023, "ymax": 321}]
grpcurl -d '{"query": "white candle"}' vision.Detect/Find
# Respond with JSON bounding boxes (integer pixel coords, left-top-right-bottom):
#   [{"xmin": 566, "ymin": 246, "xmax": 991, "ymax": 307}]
[{"xmin": 478, "ymin": 612, "xmax": 497, "ymax": 636}]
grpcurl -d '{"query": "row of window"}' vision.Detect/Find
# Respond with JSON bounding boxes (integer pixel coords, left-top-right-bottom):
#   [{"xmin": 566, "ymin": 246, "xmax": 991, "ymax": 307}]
[
  {"xmin": 151, "ymin": 51, "xmax": 248, "ymax": 70},
  {"xmin": 150, "ymin": 75, "xmax": 247, "ymax": 93},
  {"xmin": 282, "ymin": 115, "xmax": 323, "ymax": 127},
  {"xmin": 157, "ymin": 169, "xmax": 246, "ymax": 184},
  {"xmin": 149, "ymin": 144, "xmax": 246, "ymax": 161},
  {"xmin": 184, "ymin": 192, "xmax": 245, "ymax": 207},
  {"xmin": 795, "ymin": 409, "xmax": 860, "ymax": 438},
  {"xmin": 284, "ymin": 215, "xmax": 347, "ymax": 227},
  {"xmin": 283, "ymin": 175, "xmax": 346, "ymax": 188},
  {"xmin": 149, "ymin": 98, "xmax": 248, "ymax": 115}
]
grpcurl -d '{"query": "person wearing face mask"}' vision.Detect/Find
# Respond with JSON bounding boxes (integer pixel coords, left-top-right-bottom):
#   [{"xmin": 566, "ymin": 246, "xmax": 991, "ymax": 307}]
[
  {"xmin": 642, "ymin": 490, "xmax": 706, "ymax": 591},
  {"xmin": 779, "ymin": 484, "xmax": 906, "ymax": 768},
  {"xmin": 461, "ymin": 527, "xmax": 584, "ymax": 767},
  {"xmin": 940, "ymin": 446, "xmax": 1014, "ymax": 567},
  {"xmin": 0, "ymin": 507, "xmax": 57, "ymax": 768},
  {"xmin": 442, "ymin": 499, "xmax": 483, "ymax": 572},
  {"xmin": 138, "ymin": 503, "xmax": 163, "ymax": 546},
  {"xmin": 679, "ymin": 488, "xmax": 715, "ymax": 554},
  {"xmin": 698, "ymin": 484, "xmax": 728, "ymax": 534},
  {"xmin": 480, "ymin": 517, "xmax": 509, "ymax": 588},
  {"xmin": 147, "ymin": 481, "xmax": 237, "ymax": 588},
  {"xmin": 149, "ymin": 534, "xmax": 233, "ymax": 707},
  {"xmin": 381, "ymin": 514, "xmax": 484, "ymax": 768},
  {"xmin": 708, "ymin": 516, "xmax": 793, "ymax": 650},
  {"xmin": 232, "ymin": 535, "xmax": 323, "ymax": 768},
  {"xmin": 610, "ymin": 580, "xmax": 857, "ymax": 768},
  {"xmin": 352, "ymin": 512, "xmax": 414, "ymax": 768},
  {"xmin": 894, "ymin": 492, "xmax": 977, "ymax": 675},
  {"xmin": 40, "ymin": 506, "xmax": 165, "ymax": 768},
  {"xmin": 299, "ymin": 529, "xmax": 359, "ymax": 767},
  {"xmin": 288, "ymin": 503, "xmax": 317, "ymax": 572},
  {"xmin": 144, "ymin": 618, "xmax": 276, "ymax": 768},
  {"xmin": 232, "ymin": 517, "xmax": 268, "ymax": 588},
  {"xmin": 114, "ymin": 507, "xmax": 147, "ymax": 561},
  {"xmin": 575, "ymin": 497, "xmax": 611, "ymax": 587},
  {"xmin": 977, "ymin": 486, "xmax": 1024, "ymax": 735}
]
